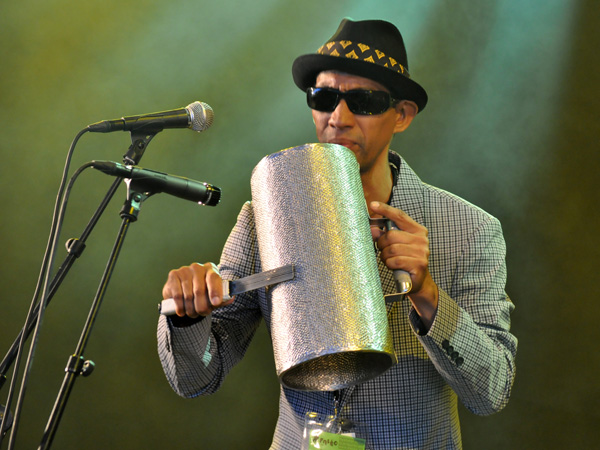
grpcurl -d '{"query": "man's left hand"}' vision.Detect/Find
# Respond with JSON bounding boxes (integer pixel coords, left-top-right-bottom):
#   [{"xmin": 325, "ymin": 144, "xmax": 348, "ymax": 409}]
[{"xmin": 370, "ymin": 201, "xmax": 439, "ymax": 328}]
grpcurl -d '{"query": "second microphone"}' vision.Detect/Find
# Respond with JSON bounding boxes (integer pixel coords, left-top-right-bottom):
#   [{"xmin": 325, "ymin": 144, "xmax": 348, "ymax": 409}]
[{"xmin": 92, "ymin": 161, "xmax": 221, "ymax": 206}]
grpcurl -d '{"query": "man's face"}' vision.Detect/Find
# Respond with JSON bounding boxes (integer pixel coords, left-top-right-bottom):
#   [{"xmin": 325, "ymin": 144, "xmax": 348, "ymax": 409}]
[{"xmin": 311, "ymin": 71, "xmax": 403, "ymax": 175}]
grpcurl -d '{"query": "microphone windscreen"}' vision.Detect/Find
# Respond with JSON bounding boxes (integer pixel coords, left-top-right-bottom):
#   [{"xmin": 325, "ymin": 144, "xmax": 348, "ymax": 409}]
[{"xmin": 187, "ymin": 101, "xmax": 214, "ymax": 132}]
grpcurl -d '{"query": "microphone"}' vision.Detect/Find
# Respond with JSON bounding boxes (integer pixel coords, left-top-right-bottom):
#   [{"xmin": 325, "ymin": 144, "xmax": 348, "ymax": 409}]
[
  {"xmin": 91, "ymin": 161, "xmax": 221, "ymax": 206},
  {"xmin": 87, "ymin": 101, "xmax": 214, "ymax": 133}
]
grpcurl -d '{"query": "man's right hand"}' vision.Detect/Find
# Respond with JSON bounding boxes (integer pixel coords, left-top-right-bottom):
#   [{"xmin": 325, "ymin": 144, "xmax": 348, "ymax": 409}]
[{"xmin": 161, "ymin": 262, "xmax": 232, "ymax": 318}]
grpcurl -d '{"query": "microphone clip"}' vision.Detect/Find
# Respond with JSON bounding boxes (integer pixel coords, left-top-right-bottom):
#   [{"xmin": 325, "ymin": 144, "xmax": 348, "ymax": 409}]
[
  {"xmin": 123, "ymin": 130, "xmax": 158, "ymax": 166},
  {"xmin": 120, "ymin": 179, "xmax": 151, "ymax": 222}
]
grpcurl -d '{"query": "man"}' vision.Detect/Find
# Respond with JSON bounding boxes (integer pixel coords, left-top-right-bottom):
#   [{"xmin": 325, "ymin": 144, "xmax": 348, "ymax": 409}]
[{"xmin": 158, "ymin": 18, "xmax": 517, "ymax": 449}]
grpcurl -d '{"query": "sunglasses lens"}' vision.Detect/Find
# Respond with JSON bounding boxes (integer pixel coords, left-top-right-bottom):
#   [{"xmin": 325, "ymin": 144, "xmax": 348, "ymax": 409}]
[
  {"xmin": 347, "ymin": 91, "xmax": 391, "ymax": 115},
  {"xmin": 307, "ymin": 88, "xmax": 393, "ymax": 115},
  {"xmin": 307, "ymin": 88, "xmax": 338, "ymax": 112}
]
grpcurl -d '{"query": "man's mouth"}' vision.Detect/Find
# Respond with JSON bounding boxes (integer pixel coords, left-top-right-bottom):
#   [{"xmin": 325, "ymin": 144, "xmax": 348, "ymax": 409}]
[{"xmin": 328, "ymin": 138, "xmax": 357, "ymax": 150}]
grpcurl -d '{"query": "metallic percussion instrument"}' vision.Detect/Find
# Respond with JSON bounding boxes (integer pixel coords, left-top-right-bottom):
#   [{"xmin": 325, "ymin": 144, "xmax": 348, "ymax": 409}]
[{"xmin": 251, "ymin": 143, "xmax": 396, "ymax": 391}]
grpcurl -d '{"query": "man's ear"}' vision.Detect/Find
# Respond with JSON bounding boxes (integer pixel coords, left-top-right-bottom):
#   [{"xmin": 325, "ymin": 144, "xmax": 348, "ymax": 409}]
[{"xmin": 393, "ymin": 100, "xmax": 418, "ymax": 133}]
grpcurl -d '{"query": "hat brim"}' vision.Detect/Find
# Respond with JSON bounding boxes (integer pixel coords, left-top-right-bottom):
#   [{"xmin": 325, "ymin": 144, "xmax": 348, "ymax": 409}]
[{"xmin": 292, "ymin": 53, "xmax": 428, "ymax": 113}]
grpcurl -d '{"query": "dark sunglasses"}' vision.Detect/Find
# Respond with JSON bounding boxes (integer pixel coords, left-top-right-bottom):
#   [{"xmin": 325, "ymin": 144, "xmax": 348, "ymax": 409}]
[{"xmin": 306, "ymin": 87, "xmax": 398, "ymax": 115}]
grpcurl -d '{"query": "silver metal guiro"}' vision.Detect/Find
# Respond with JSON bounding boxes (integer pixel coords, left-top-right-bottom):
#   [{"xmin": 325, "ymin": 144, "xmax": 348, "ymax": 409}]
[{"xmin": 250, "ymin": 143, "xmax": 395, "ymax": 391}]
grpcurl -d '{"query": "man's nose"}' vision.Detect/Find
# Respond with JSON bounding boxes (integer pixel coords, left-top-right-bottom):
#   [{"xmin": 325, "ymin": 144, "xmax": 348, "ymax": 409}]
[{"xmin": 328, "ymin": 99, "xmax": 355, "ymax": 128}]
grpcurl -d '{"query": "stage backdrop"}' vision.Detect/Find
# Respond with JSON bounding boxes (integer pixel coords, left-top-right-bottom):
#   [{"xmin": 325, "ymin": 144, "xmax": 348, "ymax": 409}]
[{"xmin": 1, "ymin": 0, "xmax": 598, "ymax": 448}]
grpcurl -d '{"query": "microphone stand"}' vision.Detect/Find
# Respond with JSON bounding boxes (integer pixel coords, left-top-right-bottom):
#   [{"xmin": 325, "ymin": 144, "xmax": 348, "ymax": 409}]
[
  {"xmin": 0, "ymin": 178, "xmax": 120, "ymax": 388},
  {"xmin": 38, "ymin": 182, "xmax": 150, "ymax": 450},
  {"xmin": 0, "ymin": 129, "xmax": 157, "ymax": 447}
]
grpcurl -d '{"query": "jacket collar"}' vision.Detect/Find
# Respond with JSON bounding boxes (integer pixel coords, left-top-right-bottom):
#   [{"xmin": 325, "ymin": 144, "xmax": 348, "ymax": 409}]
[{"xmin": 388, "ymin": 151, "xmax": 425, "ymax": 227}]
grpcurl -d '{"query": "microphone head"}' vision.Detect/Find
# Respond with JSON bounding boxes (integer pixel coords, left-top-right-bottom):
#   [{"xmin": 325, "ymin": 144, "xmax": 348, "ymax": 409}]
[{"xmin": 187, "ymin": 101, "xmax": 214, "ymax": 132}]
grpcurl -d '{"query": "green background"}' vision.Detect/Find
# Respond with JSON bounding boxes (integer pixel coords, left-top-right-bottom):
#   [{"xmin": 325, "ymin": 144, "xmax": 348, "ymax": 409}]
[{"xmin": 1, "ymin": 0, "xmax": 598, "ymax": 448}]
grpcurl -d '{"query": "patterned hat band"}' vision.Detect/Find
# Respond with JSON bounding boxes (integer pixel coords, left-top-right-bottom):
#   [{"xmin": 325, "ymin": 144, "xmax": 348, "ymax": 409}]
[{"xmin": 317, "ymin": 40, "xmax": 410, "ymax": 78}]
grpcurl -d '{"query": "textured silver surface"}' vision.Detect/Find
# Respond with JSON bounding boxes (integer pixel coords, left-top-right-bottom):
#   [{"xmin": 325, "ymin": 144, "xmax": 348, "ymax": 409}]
[
  {"xmin": 187, "ymin": 101, "xmax": 213, "ymax": 132},
  {"xmin": 251, "ymin": 143, "xmax": 395, "ymax": 391}
]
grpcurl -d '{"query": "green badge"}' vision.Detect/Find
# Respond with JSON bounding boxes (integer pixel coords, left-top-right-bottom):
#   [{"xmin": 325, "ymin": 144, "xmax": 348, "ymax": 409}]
[{"xmin": 308, "ymin": 430, "xmax": 366, "ymax": 450}]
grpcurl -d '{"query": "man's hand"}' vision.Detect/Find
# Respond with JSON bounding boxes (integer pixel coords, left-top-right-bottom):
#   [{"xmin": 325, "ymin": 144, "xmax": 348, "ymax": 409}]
[
  {"xmin": 162, "ymin": 262, "xmax": 232, "ymax": 318},
  {"xmin": 370, "ymin": 201, "xmax": 439, "ymax": 328}
]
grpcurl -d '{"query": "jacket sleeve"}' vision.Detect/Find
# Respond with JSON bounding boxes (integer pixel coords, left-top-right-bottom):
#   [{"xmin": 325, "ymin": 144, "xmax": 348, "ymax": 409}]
[
  {"xmin": 411, "ymin": 214, "xmax": 517, "ymax": 415},
  {"xmin": 157, "ymin": 201, "xmax": 263, "ymax": 398}
]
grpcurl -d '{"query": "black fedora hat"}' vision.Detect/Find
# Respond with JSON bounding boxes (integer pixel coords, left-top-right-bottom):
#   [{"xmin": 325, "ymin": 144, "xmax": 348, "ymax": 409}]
[{"xmin": 292, "ymin": 18, "xmax": 428, "ymax": 112}]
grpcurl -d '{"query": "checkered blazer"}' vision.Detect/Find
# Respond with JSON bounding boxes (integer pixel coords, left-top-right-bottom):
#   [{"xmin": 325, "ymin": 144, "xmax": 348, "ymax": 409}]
[{"xmin": 157, "ymin": 152, "xmax": 517, "ymax": 449}]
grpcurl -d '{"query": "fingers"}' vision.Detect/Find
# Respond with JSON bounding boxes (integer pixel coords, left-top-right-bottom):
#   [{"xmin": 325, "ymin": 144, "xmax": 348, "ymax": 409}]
[
  {"xmin": 370, "ymin": 223, "xmax": 386, "ymax": 241},
  {"xmin": 378, "ymin": 239, "xmax": 430, "ymax": 275},
  {"xmin": 369, "ymin": 201, "xmax": 430, "ymax": 293},
  {"xmin": 370, "ymin": 201, "xmax": 428, "ymax": 246},
  {"xmin": 204, "ymin": 263, "xmax": 230, "ymax": 309},
  {"xmin": 370, "ymin": 201, "xmax": 425, "ymax": 235},
  {"xmin": 162, "ymin": 262, "xmax": 230, "ymax": 318}
]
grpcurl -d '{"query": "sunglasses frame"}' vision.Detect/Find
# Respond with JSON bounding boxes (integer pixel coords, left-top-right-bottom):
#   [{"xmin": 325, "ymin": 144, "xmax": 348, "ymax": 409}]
[{"xmin": 307, "ymin": 87, "xmax": 399, "ymax": 115}]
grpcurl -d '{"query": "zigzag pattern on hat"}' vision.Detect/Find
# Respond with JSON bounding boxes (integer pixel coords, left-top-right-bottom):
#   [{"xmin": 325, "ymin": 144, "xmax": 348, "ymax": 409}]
[{"xmin": 317, "ymin": 40, "xmax": 410, "ymax": 78}]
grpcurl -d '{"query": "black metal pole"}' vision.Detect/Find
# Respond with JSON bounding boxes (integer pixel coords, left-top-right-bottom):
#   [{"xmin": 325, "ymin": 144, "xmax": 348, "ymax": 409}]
[
  {"xmin": 0, "ymin": 178, "xmax": 122, "ymax": 387},
  {"xmin": 38, "ymin": 189, "xmax": 146, "ymax": 450}
]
